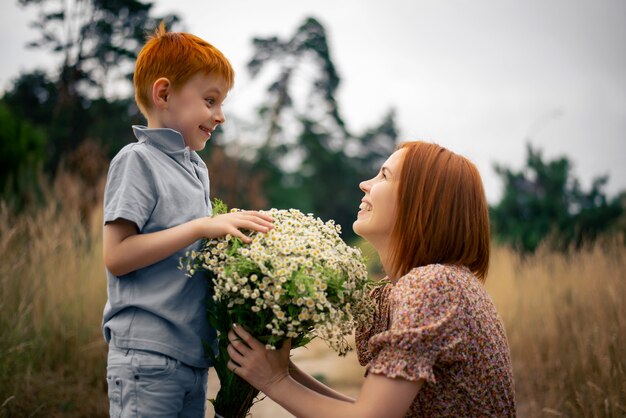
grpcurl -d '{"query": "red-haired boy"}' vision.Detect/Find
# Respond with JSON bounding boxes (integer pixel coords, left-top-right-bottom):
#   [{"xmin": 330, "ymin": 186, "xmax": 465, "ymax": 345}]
[{"xmin": 102, "ymin": 23, "xmax": 273, "ymax": 416}]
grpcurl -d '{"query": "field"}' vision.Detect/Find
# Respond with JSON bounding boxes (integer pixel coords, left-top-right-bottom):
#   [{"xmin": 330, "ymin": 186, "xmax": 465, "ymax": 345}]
[{"xmin": 1, "ymin": 200, "xmax": 624, "ymax": 417}]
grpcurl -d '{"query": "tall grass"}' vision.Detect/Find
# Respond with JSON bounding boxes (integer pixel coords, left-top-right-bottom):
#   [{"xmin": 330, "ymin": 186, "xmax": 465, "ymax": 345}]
[
  {"xmin": 488, "ymin": 243, "xmax": 626, "ymax": 417},
  {"xmin": 357, "ymin": 239, "xmax": 626, "ymax": 417},
  {"xmin": 1, "ymin": 198, "xmax": 624, "ymax": 416},
  {"xmin": 0, "ymin": 199, "xmax": 108, "ymax": 417}
]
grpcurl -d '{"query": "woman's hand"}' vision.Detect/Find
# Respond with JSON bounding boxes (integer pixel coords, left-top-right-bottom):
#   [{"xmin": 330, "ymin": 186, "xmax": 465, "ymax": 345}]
[
  {"xmin": 227, "ymin": 326, "xmax": 422, "ymax": 418},
  {"xmin": 227, "ymin": 325, "xmax": 292, "ymax": 393}
]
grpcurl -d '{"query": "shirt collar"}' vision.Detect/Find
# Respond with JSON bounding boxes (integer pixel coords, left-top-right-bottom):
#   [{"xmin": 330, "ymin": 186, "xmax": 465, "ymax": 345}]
[
  {"xmin": 132, "ymin": 125, "xmax": 188, "ymax": 155},
  {"xmin": 131, "ymin": 125, "xmax": 206, "ymax": 167}
]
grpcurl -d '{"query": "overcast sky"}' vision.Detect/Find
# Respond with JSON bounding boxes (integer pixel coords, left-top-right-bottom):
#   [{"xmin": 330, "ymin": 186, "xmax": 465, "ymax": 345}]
[{"xmin": 2, "ymin": 0, "xmax": 625, "ymax": 202}]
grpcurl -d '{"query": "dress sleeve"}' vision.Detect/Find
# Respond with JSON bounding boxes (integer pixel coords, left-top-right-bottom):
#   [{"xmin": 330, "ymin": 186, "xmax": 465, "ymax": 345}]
[
  {"xmin": 365, "ymin": 266, "xmax": 466, "ymax": 384},
  {"xmin": 355, "ymin": 284, "xmax": 392, "ymax": 366},
  {"xmin": 103, "ymin": 148, "xmax": 156, "ymax": 231}
]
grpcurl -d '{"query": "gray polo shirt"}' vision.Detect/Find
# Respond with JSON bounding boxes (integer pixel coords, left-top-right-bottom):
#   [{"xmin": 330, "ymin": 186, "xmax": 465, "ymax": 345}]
[{"xmin": 102, "ymin": 125, "xmax": 214, "ymax": 368}]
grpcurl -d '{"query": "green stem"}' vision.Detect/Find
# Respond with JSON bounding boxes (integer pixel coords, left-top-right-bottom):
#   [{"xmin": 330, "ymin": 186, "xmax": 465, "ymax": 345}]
[
  {"xmin": 211, "ymin": 331, "xmax": 260, "ymax": 418},
  {"xmin": 213, "ymin": 372, "xmax": 259, "ymax": 418}
]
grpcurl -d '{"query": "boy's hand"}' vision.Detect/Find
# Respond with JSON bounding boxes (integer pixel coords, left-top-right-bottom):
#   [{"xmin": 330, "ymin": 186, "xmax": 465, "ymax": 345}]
[
  {"xmin": 104, "ymin": 211, "xmax": 273, "ymax": 276},
  {"xmin": 198, "ymin": 211, "xmax": 274, "ymax": 243}
]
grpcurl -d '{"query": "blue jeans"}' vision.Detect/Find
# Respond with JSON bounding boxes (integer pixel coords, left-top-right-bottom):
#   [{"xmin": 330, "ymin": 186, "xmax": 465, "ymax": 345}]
[{"xmin": 106, "ymin": 345, "xmax": 208, "ymax": 418}]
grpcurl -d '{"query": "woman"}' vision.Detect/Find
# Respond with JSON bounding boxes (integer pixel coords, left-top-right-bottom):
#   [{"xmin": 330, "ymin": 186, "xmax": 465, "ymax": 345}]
[{"xmin": 227, "ymin": 141, "xmax": 516, "ymax": 417}]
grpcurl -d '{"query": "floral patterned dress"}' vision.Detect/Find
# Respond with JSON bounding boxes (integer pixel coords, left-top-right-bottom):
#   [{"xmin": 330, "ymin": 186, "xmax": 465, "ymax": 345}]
[{"xmin": 355, "ymin": 264, "xmax": 516, "ymax": 417}]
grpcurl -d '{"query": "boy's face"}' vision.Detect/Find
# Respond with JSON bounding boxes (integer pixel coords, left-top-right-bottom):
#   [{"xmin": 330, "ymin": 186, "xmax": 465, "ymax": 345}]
[{"xmin": 160, "ymin": 72, "xmax": 228, "ymax": 151}]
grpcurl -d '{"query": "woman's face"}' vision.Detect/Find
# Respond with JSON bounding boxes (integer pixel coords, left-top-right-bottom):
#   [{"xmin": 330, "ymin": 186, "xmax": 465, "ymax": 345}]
[{"xmin": 353, "ymin": 148, "xmax": 404, "ymax": 248}]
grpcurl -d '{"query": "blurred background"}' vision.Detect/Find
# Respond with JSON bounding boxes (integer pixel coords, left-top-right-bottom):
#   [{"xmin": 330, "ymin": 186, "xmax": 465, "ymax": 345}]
[{"xmin": 0, "ymin": 0, "xmax": 624, "ymax": 416}]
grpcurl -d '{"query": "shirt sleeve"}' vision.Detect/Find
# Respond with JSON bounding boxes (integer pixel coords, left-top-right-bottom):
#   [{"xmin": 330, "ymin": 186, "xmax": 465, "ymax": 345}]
[
  {"xmin": 103, "ymin": 147, "xmax": 156, "ymax": 231},
  {"xmin": 365, "ymin": 266, "xmax": 466, "ymax": 384}
]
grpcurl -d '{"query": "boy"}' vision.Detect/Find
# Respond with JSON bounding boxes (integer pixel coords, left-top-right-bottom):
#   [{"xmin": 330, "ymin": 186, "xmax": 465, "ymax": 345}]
[{"xmin": 102, "ymin": 23, "xmax": 273, "ymax": 417}]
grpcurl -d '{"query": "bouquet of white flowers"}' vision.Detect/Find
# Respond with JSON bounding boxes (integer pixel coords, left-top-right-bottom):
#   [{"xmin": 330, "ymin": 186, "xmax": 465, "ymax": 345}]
[{"xmin": 181, "ymin": 201, "xmax": 376, "ymax": 418}]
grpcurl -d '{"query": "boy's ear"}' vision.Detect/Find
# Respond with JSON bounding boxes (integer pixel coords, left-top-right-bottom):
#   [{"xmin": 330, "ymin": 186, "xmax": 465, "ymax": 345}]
[{"xmin": 152, "ymin": 77, "xmax": 171, "ymax": 109}]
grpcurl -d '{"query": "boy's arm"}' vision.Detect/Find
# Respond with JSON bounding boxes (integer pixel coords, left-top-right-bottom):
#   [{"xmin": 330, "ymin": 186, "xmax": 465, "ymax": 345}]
[{"xmin": 103, "ymin": 211, "xmax": 273, "ymax": 277}]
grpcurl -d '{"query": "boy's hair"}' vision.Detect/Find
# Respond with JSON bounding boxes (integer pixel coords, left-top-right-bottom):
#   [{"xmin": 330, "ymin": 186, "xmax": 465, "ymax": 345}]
[
  {"xmin": 388, "ymin": 141, "xmax": 491, "ymax": 281},
  {"xmin": 134, "ymin": 21, "xmax": 235, "ymax": 117}
]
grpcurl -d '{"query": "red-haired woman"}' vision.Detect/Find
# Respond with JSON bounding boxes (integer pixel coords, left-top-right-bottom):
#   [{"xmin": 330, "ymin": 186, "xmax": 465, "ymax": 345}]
[{"xmin": 227, "ymin": 142, "xmax": 516, "ymax": 417}]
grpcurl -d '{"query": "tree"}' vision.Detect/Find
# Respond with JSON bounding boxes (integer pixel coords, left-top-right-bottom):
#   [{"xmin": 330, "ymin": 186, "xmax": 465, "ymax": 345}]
[
  {"xmin": 352, "ymin": 110, "xmax": 399, "ymax": 177},
  {"xmin": 238, "ymin": 17, "xmax": 398, "ymax": 239},
  {"xmin": 247, "ymin": 17, "xmax": 346, "ymax": 147},
  {"xmin": 2, "ymin": 70, "xmax": 143, "ymax": 176},
  {"xmin": 491, "ymin": 144, "xmax": 624, "ymax": 252},
  {"xmin": 297, "ymin": 119, "xmax": 363, "ymax": 235},
  {"xmin": 1, "ymin": 71, "xmax": 57, "ymax": 128},
  {"xmin": 18, "ymin": 0, "xmax": 179, "ymax": 100},
  {"xmin": 14, "ymin": 0, "xmax": 179, "ymax": 169},
  {"xmin": 0, "ymin": 100, "xmax": 47, "ymax": 209}
]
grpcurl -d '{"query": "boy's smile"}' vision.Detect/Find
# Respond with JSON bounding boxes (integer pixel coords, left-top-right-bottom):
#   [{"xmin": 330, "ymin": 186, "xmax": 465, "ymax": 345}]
[
  {"xmin": 199, "ymin": 125, "xmax": 214, "ymax": 138},
  {"xmin": 150, "ymin": 72, "xmax": 228, "ymax": 151}
]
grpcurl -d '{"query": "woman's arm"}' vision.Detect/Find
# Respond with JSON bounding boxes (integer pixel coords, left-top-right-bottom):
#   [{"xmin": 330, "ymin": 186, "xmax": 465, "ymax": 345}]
[
  {"xmin": 228, "ymin": 326, "xmax": 423, "ymax": 418},
  {"xmin": 288, "ymin": 360, "xmax": 355, "ymax": 403}
]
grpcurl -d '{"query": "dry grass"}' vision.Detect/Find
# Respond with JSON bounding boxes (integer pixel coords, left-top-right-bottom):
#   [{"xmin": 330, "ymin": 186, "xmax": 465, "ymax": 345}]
[
  {"xmin": 1, "ymin": 198, "xmax": 624, "ymax": 417},
  {"xmin": 489, "ymin": 243, "xmax": 626, "ymax": 417},
  {"xmin": 241, "ymin": 240, "xmax": 626, "ymax": 418},
  {"xmin": 0, "ymin": 200, "xmax": 108, "ymax": 417}
]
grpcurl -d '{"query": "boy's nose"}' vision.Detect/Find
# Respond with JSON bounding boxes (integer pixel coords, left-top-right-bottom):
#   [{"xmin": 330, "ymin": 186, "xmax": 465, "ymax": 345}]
[{"xmin": 214, "ymin": 108, "xmax": 225, "ymax": 124}]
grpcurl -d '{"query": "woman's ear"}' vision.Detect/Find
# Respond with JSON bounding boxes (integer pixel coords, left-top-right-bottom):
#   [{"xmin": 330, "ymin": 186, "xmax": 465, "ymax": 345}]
[{"xmin": 151, "ymin": 77, "xmax": 171, "ymax": 109}]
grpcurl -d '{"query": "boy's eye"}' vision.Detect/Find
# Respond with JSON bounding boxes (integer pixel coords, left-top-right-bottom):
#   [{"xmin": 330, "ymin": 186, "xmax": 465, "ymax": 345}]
[{"xmin": 205, "ymin": 98, "xmax": 215, "ymax": 105}]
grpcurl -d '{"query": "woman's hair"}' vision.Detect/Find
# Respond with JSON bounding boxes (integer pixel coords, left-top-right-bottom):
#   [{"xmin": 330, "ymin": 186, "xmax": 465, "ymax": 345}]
[
  {"xmin": 133, "ymin": 21, "xmax": 235, "ymax": 117},
  {"xmin": 388, "ymin": 141, "xmax": 490, "ymax": 281}
]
